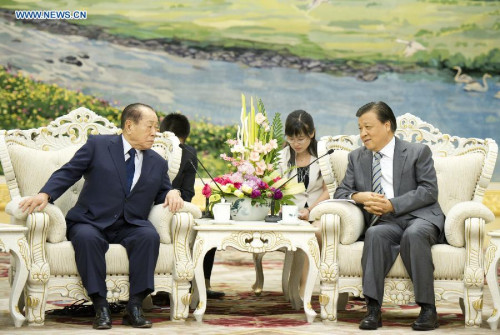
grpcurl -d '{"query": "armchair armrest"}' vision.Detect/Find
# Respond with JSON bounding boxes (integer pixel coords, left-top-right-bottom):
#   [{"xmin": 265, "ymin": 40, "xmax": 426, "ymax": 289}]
[
  {"xmin": 445, "ymin": 201, "xmax": 495, "ymax": 248},
  {"xmin": 148, "ymin": 202, "xmax": 202, "ymax": 244},
  {"xmin": 310, "ymin": 201, "xmax": 365, "ymax": 244},
  {"xmin": 6, "ymin": 197, "xmax": 67, "ymax": 243}
]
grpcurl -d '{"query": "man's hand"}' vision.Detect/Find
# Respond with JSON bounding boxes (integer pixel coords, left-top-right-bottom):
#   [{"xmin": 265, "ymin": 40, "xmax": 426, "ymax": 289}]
[
  {"xmin": 19, "ymin": 193, "xmax": 50, "ymax": 214},
  {"xmin": 163, "ymin": 189, "xmax": 184, "ymax": 212},
  {"xmin": 363, "ymin": 195, "xmax": 394, "ymax": 216},
  {"xmin": 351, "ymin": 191, "xmax": 380, "ymax": 205}
]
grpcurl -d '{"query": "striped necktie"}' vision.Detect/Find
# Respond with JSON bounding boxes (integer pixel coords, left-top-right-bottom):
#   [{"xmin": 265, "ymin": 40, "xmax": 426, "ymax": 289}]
[{"xmin": 370, "ymin": 151, "xmax": 384, "ymax": 225}]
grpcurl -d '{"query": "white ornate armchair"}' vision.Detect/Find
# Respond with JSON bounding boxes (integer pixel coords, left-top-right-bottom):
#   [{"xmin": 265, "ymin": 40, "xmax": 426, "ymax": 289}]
[
  {"xmin": 309, "ymin": 113, "xmax": 497, "ymax": 327},
  {"xmin": 0, "ymin": 107, "xmax": 201, "ymax": 325}
]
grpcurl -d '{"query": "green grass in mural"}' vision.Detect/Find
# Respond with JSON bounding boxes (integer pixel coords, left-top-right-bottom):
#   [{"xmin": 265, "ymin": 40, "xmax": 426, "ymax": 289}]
[
  {"xmin": 0, "ymin": 66, "xmax": 236, "ymax": 176},
  {"xmin": 3, "ymin": 0, "xmax": 500, "ymax": 71}
]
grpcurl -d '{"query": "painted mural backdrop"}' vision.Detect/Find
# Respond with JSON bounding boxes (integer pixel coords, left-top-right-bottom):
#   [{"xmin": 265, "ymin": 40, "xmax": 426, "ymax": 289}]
[{"xmin": 0, "ymin": 1, "xmax": 499, "ymax": 179}]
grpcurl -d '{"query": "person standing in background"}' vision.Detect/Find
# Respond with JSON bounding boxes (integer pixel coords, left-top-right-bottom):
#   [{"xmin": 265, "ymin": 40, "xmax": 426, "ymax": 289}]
[{"xmin": 159, "ymin": 113, "xmax": 225, "ymax": 300}]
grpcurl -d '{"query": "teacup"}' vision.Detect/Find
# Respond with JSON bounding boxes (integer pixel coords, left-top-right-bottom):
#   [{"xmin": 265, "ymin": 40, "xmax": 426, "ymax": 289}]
[
  {"xmin": 212, "ymin": 202, "xmax": 232, "ymax": 222},
  {"xmin": 281, "ymin": 205, "xmax": 299, "ymax": 222}
]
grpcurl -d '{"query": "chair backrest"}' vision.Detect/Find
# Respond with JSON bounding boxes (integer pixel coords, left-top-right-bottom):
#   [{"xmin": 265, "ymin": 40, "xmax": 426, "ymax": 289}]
[
  {"xmin": 318, "ymin": 113, "xmax": 498, "ymax": 215},
  {"xmin": 0, "ymin": 107, "xmax": 182, "ymax": 216}
]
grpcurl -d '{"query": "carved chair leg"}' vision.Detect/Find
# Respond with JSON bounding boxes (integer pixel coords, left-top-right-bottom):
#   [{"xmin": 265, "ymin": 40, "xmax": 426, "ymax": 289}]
[
  {"xmin": 463, "ymin": 287, "xmax": 483, "ymax": 328},
  {"xmin": 320, "ymin": 281, "xmax": 338, "ymax": 321},
  {"xmin": 170, "ymin": 280, "xmax": 191, "ymax": 321},
  {"xmin": 25, "ymin": 279, "xmax": 48, "ymax": 325}
]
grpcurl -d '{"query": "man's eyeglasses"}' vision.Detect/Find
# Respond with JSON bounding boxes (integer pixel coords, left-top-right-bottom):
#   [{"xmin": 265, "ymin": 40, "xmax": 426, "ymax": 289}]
[{"xmin": 286, "ymin": 136, "xmax": 309, "ymax": 145}]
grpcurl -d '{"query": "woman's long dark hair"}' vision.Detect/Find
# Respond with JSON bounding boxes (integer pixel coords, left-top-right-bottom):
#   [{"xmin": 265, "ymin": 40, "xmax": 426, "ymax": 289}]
[{"xmin": 284, "ymin": 110, "xmax": 318, "ymax": 167}]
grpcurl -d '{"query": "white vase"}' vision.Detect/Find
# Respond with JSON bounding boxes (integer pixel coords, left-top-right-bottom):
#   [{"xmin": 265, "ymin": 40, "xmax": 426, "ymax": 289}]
[{"xmin": 227, "ymin": 196, "xmax": 271, "ymax": 221}]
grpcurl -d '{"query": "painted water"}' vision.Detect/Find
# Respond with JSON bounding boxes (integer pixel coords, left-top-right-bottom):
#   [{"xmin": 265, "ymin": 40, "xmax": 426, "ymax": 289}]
[{"xmin": 1, "ymin": 19, "xmax": 499, "ymax": 180}]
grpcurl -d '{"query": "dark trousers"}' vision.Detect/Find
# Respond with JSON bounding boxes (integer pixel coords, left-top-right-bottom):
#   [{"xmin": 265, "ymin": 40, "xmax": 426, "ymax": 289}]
[
  {"xmin": 67, "ymin": 220, "xmax": 160, "ymax": 298},
  {"xmin": 203, "ymin": 248, "xmax": 216, "ymax": 280},
  {"xmin": 361, "ymin": 215, "xmax": 440, "ymax": 305}
]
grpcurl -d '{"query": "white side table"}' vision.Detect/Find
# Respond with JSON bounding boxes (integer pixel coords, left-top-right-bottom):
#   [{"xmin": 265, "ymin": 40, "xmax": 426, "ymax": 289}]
[
  {"xmin": 191, "ymin": 219, "xmax": 320, "ymax": 323},
  {"xmin": 0, "ymin": 224, "xmax": 30, "ymax": 327},
  {"xmin": 486, "ymin": 230, "xmax": 500, "ymax": 331}
]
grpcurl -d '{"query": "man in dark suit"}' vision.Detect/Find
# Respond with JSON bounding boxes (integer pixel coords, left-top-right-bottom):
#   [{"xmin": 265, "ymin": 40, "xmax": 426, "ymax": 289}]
[
  {"xmin": 20, "ymin": 103, "xmax": 184, "ymax": 329},
  {"xmin": 334, "ymin": 101, "xmax": 444, "ymax": 331},
  {"xmin": 159, "ymin": 113, "xmax": 224, "ymax": 300}
]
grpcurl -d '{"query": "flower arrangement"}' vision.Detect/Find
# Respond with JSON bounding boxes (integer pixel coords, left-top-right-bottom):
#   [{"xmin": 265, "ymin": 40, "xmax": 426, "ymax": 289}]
[{"xmin": 202, "ymin": 94, "xmax": 305, "ymax": 212}]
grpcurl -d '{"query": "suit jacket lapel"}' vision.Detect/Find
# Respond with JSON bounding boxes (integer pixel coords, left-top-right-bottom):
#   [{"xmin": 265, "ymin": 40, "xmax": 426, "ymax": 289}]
[
  {"xmin": 361, "ymin": 147, "xmax": 372, "ymax": 192},
  {"xmin": 306, "ymin": 155, "xmax": 320, "ymax": 194},
  {"xmin": 393, "ymin": 137, "xmax": 407, "ymax": 196},
  {"xmin": 109, "ymin": 136, "xmax": 128, "ymax": 194}
]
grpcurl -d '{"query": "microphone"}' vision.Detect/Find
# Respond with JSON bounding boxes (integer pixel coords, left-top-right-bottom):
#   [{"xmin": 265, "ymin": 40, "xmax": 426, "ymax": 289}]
[
  {"xmin": 265, "ymin": 148, "xmax": 334, "ymax": 222},
  {"xmin": 188, "ymin": 159, "xmax": 213, "ymax": 218},
  {"xmin": 179, "ymin": 143, "xmax": 226, "ymax": 201}
]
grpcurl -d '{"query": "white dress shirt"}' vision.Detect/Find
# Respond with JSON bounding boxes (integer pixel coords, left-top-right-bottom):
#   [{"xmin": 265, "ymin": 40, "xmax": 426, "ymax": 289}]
[
  {"xmin": 378, "ymin": 136, "xmax": 395, "ymax": 199},
  {"xmin": 122, "ymin": 135, "xmax": 143, "ymax": 191}
]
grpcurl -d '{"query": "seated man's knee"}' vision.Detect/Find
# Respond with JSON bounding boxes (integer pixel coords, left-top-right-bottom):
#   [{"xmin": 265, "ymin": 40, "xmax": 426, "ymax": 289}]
[
  {"xmin": 138, "ymin": 226, "xmax": 160, "ymax": 244},
  {"xmin": 69, "ymin": 225, "xmax": 104, "ymax": 247}
]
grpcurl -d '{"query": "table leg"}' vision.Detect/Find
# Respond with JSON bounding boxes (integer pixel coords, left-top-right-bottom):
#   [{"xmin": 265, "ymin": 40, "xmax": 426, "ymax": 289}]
[
  {"xmin": 297, "ymin": 238, "xmax": 319, "ymax": 324},
  {"xmin": 6, "ymin": 237, "xmax": 29, "ymax": 327},
  {"xmin": 252, "ymin": 253, "xmax": 265, "ymax": 296},
  {"xmin": 486, "ymin": 244, "xmax": 500, "ymax": 330},
  {"xmin": 192, "ymin": 236, "xmax": 210, "ymax": 322}
]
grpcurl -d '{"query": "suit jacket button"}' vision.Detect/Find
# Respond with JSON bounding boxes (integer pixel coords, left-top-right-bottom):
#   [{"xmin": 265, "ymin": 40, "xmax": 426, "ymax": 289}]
[{"xmin": 114, "ymin": 215, "xmax": 118, "ymax": 218}]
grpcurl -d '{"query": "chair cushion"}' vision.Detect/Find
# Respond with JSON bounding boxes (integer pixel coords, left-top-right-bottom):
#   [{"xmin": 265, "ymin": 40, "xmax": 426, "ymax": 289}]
[
  {"xmin": 8, "ymin": 144, "xmax": 83, "ymax": 217},
  {"xmin": 433, "ymin": 153, "xmax": 484, "ymax": 215},
  {"xmin": 46, "ymin": 241, "xmax": 174, "ymax": 275},
  {"xmin": 338, "ymin": 242, "xmax": 465, "ymax": 279}
]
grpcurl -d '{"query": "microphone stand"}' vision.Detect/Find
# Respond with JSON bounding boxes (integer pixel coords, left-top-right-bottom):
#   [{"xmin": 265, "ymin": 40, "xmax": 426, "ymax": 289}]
[
  {"xmin": 189, "ymin": 160, "xmax": 212, "ymax": 219},
  {"xmin": 264, "ymin": 148, "xmax": 334, "ymax": 223}
]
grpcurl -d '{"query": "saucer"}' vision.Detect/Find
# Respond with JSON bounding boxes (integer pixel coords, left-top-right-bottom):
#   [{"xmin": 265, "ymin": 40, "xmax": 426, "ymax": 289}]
[{"xmin": 277, "ymin": 220, "xmax": 303, "ymax": 225}]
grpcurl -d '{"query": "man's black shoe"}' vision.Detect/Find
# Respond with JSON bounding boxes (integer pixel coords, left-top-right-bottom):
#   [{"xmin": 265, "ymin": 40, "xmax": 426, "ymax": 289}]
[
  {"xmin": 412, "ymin": 304, "xmax": 439, "ymax": 331},
  {"xmin": 122, "ymin": 305, "xmax": 152, "ymax": 328},
  {"xmin": 359, "ymin": 302, "xmax": 382, "ymax": 330},
  {"xmin": 207, "ymin": 289, "xmax": 225, "ymax": 299},
  {"xmin": 93, "ymin": 306, "xmax": 112, "ymax": 330}
]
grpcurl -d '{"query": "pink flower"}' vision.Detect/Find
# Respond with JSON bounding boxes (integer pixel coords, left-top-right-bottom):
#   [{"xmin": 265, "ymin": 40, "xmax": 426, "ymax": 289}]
[
  {"xmin": 255, "ymin": 112, "xmax": 266, "ymax": 125},
  {"xmin": 202, "ymin": 184, "xmax": 212, "ymax": 198},
  {"xmin": 249, "ymin": 151, "xmax": 260, "ymax": 162},
  {"xmin": 255, "ymin": 160, "xmax": 267, "ymax": 176}
]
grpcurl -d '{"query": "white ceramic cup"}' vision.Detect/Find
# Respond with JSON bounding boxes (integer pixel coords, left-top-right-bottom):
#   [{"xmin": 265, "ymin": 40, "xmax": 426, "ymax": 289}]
[
  {"xmin": 213, "ymin": 202, "xmax": 232, "ymax": 222},
  {"xmin": 281, "ymin": 205, "xmax": 299, "ymax": 222}
]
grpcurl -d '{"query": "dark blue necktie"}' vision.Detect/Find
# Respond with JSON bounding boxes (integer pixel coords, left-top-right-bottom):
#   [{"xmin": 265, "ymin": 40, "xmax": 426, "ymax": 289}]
[{"xmin": 125, "ymin": 148, "xmax": 136, "ymax": 194}]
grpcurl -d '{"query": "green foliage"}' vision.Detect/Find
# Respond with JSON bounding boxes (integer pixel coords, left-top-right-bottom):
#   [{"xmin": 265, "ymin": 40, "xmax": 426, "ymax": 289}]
[
  {"xmin": 271, "ymin": 112, "xmax": 284, "ymax": 149},
  {"xmin": 414, "ymin": 48, "xmax": 500, "ymax": 73},
  {"xmin": 186, "ymin": 118, "xmax": 237, "ymax": 176},
  {"xmin": 0, "ymin": 66, "xmax": 236, "ymax": 176},
  {"xmin": 0, "ymin": 66, "xmax": 122, "ymax": 129}
]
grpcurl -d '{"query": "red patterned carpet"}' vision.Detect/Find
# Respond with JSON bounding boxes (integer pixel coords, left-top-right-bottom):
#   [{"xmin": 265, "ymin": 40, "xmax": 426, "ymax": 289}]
[{"xmin": 0, "ymin": 250, "xmax": 498, "ymax": 334}]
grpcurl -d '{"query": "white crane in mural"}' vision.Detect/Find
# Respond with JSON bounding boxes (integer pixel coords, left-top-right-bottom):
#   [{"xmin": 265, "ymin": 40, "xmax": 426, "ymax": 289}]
[
  {"xmin": 463, "ymin": 73, "xmax": 492, "ymax": 92},
  {"xmin": 395, "ymin": 39, "xmax": 427, "ymax": 57},
  {"xmin": 494, "ymin": 91, "xmax": 500, "ymax": 99},
  {"xmin": 452, "ymin": 66, "xmax": 474, "ymax": 84}
]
